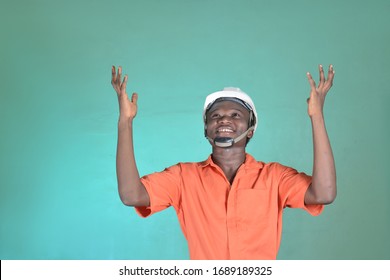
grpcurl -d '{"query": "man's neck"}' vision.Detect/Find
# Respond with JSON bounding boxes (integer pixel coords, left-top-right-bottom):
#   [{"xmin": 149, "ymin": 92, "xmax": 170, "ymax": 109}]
[{"xmin": 211, "ymin": 147, "xmax": 246, "ymax": 184}]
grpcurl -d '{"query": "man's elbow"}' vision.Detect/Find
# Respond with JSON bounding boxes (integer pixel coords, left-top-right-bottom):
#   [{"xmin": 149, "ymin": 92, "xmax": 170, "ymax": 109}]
[
  {"xmin": 321, "ymin": 194, "xmax": 336, "ymax": 205},
  {"xmin": 119, "ymin": 190, "xmax": 150, "ymax": 207},
  {"xmin": 120, "ymin": 196, "xmax": 144, "ymax": 207},
  {"xmin": 306, "ymin": 182, "xmax": 337, "ymax": 205},
  {"xmin": 318, "ymin": 185, "xmax": 337, "ymax": 205},
  {"xmin": 120, "ymin": 196, "xmax": 136, "ymax": 206}
]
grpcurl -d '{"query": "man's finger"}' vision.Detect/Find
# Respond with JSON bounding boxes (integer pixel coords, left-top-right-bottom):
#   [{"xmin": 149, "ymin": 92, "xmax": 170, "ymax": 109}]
[
  {"xmin": 319, "ymin": 65, "xmax": 325, "ymax": 87},
  {"xmin": 131, "ymin": 93, "xmax": 138, "ymax": 105},
  {"xmin": 121, "ymin": 75, "xmax": 128, "ymax": 93},
  {"xmin": 327, "ymin": 64, "xmax": 335, "ymax": 84},
  {"xmin": 306, "ymin": 72, "xmax": 317, "ymax": 90},
  {"xmin": 117, "ymin": 66, "xmax": 122, "ymax": 84},
  {"xmin": 111, "ymin": 66, "xmax": 116, "ymax": 84}
]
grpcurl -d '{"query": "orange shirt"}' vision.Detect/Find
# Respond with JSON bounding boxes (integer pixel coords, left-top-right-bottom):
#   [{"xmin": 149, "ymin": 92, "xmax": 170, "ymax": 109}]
[{"xmin": 136, "ymin": 154, "xmax": 323, "ymax": 259}]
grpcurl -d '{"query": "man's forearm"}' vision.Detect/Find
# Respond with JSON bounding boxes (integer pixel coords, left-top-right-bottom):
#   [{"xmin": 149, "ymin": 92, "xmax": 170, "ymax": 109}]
[
  {"xmin": 310, "ymin": 115, "xmax": 337, "ymax": 204},
  {"xmin": 116, "ymin": 118, "xmax": 148, "ymax": 206}
]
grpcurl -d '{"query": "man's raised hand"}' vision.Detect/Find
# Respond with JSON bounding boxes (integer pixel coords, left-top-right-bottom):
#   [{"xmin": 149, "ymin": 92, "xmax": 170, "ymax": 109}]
[
  {"xmin": 111, "ymin": 66, "xmax": 138, "ymax": 120},
  {"xmin": 306, "ymin": 64, "xmax": 335, "ymax": 118}
]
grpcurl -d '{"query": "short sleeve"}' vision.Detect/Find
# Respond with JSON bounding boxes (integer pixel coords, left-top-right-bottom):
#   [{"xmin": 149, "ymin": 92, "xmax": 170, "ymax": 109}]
[
  {"xmin": 277, "ymin": 164, "xmax": 324, "ymax": 216},
  {"xmin": 135, "ymin": 164, "xmax": 182, "ymax": 218}
]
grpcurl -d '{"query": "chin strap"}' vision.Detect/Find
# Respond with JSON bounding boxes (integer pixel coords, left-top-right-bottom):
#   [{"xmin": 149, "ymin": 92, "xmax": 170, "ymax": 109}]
[{"xmin": 206, "ymin": 126, "xmax": 254, "ymax": 148}]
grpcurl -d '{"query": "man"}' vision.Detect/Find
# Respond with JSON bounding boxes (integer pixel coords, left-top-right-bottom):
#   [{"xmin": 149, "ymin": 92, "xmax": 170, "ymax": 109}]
[{"xmin": 111, "ymin": 65, "xmax": 336, "ymax": 259}]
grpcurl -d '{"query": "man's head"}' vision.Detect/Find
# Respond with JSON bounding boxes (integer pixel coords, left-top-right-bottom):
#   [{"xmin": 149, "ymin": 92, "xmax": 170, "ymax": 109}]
[{"xmin": 203, "ymin": 87, "xmax": 258, "ymax": 148}]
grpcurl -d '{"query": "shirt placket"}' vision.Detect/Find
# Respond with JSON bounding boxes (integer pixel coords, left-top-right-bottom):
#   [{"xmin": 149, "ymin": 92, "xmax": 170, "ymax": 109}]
[{"xmin": 226, "ymin": 166, "xmax": 246, "ymax": 259}]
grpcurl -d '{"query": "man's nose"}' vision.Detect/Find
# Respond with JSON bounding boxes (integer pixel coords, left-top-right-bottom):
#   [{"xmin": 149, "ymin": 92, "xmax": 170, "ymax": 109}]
[{"xmin": 217, "ymin": 115, "xmax": 232, "ymax": 123}]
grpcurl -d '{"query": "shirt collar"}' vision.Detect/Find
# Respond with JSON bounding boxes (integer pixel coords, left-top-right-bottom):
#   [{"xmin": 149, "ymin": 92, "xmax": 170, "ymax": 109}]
[{"xmin": 199, "ymin": 153, "xmax": 264, "ymax": 170}]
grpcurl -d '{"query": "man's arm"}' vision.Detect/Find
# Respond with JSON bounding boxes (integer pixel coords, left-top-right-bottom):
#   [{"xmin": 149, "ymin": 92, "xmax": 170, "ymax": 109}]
[
  {"xmin": 304, "ymin": 64, "xmax": 337, "ymax": 205},
  {"xmin": 111, "ymin": 66, "xmax": 150, "ymax": 207}
]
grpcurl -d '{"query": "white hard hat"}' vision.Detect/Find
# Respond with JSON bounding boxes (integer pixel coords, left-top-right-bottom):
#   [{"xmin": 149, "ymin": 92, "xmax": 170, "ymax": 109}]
[{"xmin": 203, "ymin": 87, "xmax": 258, "ymax": 132}]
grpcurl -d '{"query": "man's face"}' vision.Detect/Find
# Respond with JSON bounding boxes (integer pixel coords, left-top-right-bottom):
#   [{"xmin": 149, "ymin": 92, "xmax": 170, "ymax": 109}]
[{"xmin": 205, "ymin": 100, "xmax": 253, "ymax": 144}]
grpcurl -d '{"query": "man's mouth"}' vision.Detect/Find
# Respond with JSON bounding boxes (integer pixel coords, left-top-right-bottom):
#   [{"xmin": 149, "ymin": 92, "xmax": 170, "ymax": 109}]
[{"xmin": 216, "ymin": 127, "xmax": 234, "ymax": 134}]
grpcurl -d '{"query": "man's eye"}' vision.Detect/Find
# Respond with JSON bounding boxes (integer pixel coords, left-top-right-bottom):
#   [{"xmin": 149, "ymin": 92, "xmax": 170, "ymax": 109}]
[
  {"xmin": 211, "ymin": 114, "xmax": 220, "ymax": 118},
  {"xmin": 232, "ymin": 113, "xmax": 240, "ymax": 118}
]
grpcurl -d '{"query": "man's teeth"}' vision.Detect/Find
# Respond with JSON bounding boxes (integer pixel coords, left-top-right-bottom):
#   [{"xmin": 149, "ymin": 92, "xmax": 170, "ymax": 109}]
[{"xmin": 218, "ymin": 128, "xmax": 233, "ymax": 132}]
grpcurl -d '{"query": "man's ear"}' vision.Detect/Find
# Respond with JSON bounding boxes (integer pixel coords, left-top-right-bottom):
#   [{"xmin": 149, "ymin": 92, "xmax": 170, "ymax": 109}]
[{"xmin": 247, "ymin": 129, "xmax": 254, "ymax": 139}]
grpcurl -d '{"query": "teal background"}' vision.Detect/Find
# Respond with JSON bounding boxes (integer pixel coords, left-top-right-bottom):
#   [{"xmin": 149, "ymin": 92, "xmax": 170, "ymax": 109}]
[{"xmin": 0, "ymin": 0, "xmax": 389, "ymax": 260}]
